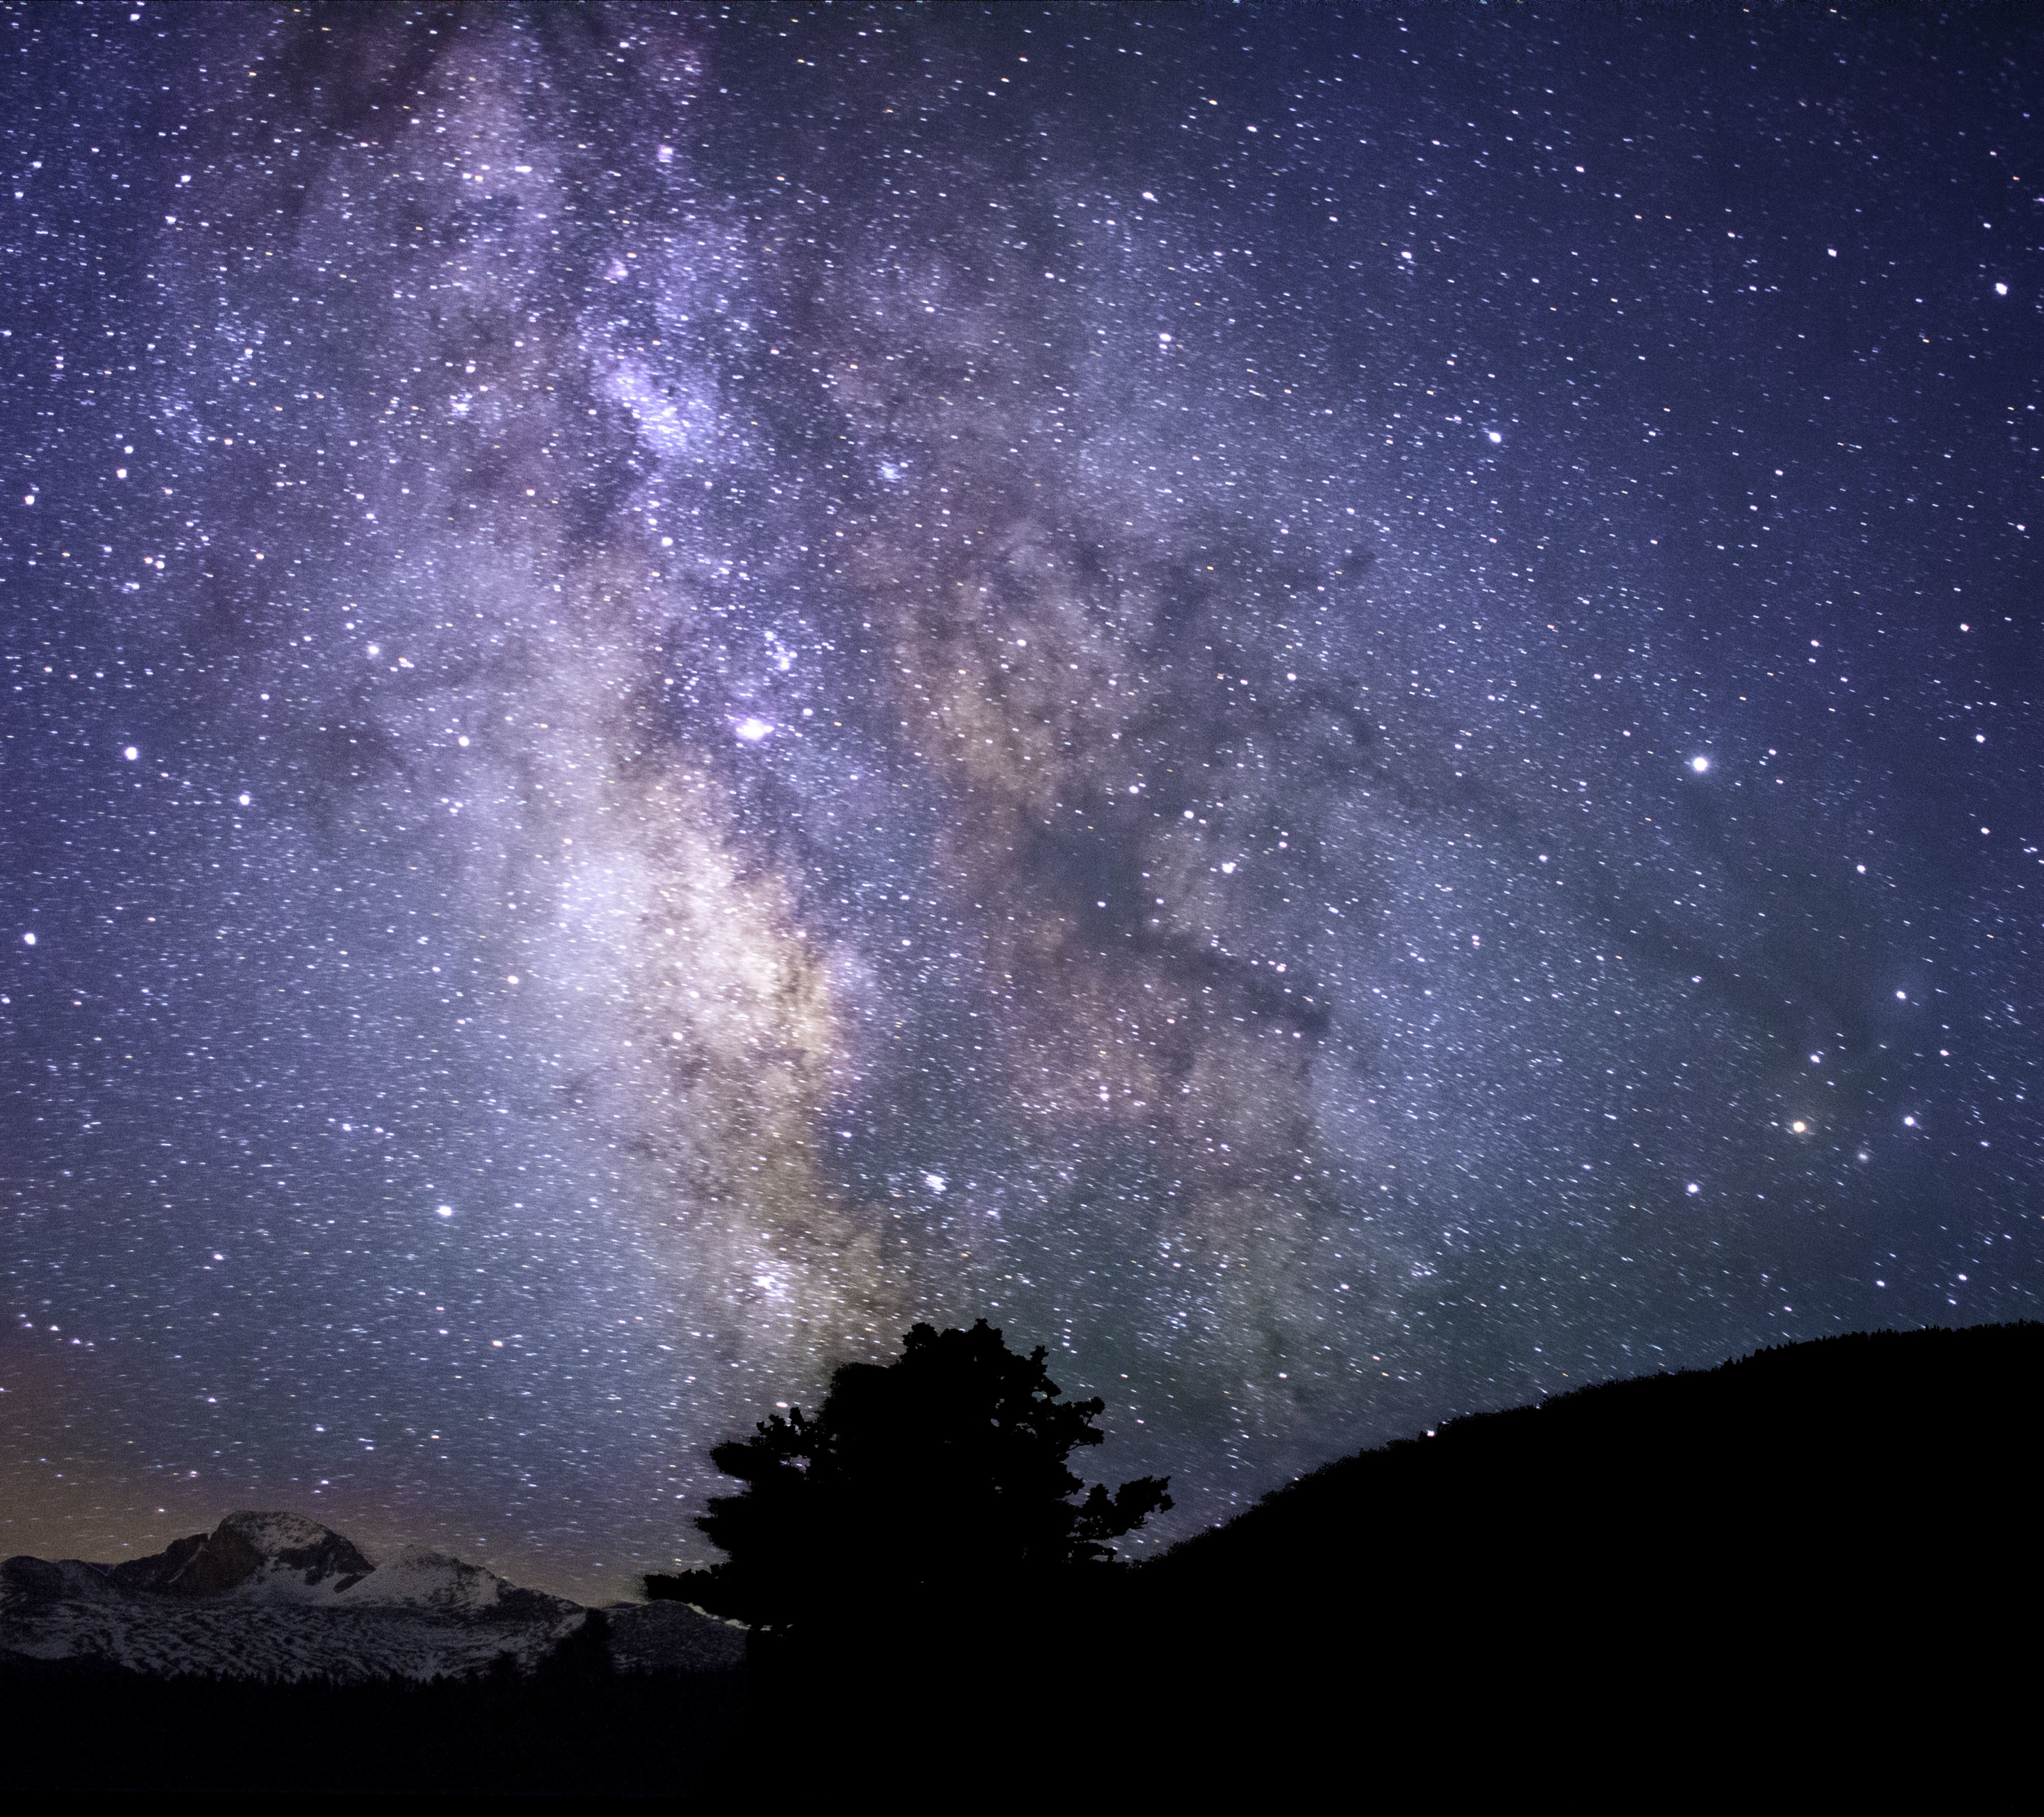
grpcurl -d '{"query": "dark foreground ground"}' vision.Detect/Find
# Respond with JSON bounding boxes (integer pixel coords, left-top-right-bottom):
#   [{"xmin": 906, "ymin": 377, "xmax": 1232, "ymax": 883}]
[
  {"xmin": 0, "ymin": 1647, "xmax": 747, "ymax": 1798},
  {"xmin": 6, "ymin": 1323, "xmax": 2037, "ymax": 1796}
]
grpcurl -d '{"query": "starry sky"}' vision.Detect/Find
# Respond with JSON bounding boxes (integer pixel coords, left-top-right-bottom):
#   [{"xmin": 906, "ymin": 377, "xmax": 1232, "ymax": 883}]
[{"xmin": 3, "ymin": 4, "xmax": 2039, "ymax": 1603}]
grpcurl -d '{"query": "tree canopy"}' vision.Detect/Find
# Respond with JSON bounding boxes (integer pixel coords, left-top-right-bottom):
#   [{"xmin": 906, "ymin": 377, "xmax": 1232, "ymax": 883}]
[{"xmin": 647, "ymin": 1320, "xmax": 1170, "ymax": 1630}]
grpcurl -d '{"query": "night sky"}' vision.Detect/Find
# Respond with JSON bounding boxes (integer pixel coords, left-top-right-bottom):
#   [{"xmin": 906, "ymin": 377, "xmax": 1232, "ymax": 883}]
[{"xmin": 4, "ymin": 4, "xmax": 2039, "ymax": 1604}]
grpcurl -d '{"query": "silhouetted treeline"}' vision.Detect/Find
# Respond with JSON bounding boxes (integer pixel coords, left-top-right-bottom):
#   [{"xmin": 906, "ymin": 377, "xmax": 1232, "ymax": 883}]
[
  {"xmin": 0, "ymin": 1613, "xmax": 742, "ymax": 1795},
  {"xmin": 9, "ymin": 1324, "xmax": 2035, "ymax": 1794}
]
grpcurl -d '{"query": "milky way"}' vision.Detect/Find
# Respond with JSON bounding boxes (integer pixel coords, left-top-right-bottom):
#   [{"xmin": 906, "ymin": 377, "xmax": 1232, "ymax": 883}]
[{"xmin": 4, "ymin": 6, "xmax": 2040, "ymax": 1601}]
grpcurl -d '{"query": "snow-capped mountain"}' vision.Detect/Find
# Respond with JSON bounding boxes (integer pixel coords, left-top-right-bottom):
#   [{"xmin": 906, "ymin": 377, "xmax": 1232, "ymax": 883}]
[{"xmin": 1, "ymin": 1510, "xmax": 745, "ymax": 1683}]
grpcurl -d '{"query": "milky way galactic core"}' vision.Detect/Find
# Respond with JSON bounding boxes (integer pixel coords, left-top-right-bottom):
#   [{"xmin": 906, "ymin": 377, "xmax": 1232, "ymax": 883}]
[{"xmin": 4, "ymin": 6, "xmax": 2039, "ymax": 1601}]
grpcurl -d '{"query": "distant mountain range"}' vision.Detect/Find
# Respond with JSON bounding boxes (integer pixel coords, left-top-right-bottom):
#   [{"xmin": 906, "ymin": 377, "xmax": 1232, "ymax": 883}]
[
  {"xmin": 2, "ymin": 1325, "xmax": 2035, "ymax": 1792},
  {"xmin": 1, "ymin": 1508, "xmax": 744, "ymax": 1683}
]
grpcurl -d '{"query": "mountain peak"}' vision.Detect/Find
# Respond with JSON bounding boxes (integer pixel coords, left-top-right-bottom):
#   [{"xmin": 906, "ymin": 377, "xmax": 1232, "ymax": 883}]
[
  {"xmin": 108, "ymin": 1510, "xmax": 376, "ymax": 1601},
  {"xmin": 4, "ymin": 1512, "xmax": 747, "ymax": 1682}
]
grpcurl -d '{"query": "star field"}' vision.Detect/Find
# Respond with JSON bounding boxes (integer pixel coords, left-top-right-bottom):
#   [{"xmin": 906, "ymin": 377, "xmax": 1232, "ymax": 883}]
[{"xmin": 2, "ymin": 5, "xmax": 2039, "ymax": 1602}]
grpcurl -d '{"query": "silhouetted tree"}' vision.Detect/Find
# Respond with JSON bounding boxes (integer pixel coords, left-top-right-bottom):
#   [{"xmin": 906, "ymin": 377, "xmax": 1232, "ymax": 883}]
[{"xmin": 647, "ymin": 1319, "xmax": 1170, "ymax": 1634}]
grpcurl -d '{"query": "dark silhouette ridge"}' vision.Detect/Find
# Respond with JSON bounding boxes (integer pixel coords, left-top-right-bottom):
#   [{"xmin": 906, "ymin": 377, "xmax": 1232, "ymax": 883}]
[
  {"xmin": 1141, "ymin": 1322, "xmax": 2040, "ymax": 1598},
  {"xmin": 715, "ymin": 1322, "xmax": 2040, "ymax": 1796},
  {"xmin": 6, "ymin": 1324, "xmax": 2033, "ymax": 1794}
]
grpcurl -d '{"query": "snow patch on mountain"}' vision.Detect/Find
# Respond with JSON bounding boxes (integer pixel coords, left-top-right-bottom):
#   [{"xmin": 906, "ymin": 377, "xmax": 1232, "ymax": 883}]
[
  {"xmin": 1, "ymin": 1511, "xmax": 744, "ymax": 1683},
  {"xmin": 342, "ymin": 1543, "xmax": 514, "ymax": 1611}
]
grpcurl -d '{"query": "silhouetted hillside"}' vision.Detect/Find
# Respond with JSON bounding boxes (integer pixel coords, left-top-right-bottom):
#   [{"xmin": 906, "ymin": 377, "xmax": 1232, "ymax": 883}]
[
  {"xmin": 755, "ymin": 1324, "xmax": 2040, "ymax": 1794},
  {"xmin": 1083, "ymin": 1322, "xmax": 2043, "ymax": 1784},
  {"xmin": 7, "ymin": 1326, "xmax": 2033, "ymax": 1793},
  {"xmin": 1145, "ymin": 1321, "xmax": 2040, "ymax": 1600}
]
